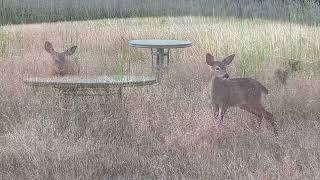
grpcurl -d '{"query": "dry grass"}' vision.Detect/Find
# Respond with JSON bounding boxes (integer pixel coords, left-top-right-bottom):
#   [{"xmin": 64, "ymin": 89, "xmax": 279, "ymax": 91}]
[{"xmin": 1, "ymin": 16, "xmax": 320, "ymax": 179}]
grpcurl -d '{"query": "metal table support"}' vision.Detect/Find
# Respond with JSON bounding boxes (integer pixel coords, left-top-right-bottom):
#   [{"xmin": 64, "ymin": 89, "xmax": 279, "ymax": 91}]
[
  {"xmin": 128, "ymin": 39, "xmax": 192, "ymax": 82},
  {"xmin": 24, "ymin": 75, "xmax": 157, "ymax": 132}
]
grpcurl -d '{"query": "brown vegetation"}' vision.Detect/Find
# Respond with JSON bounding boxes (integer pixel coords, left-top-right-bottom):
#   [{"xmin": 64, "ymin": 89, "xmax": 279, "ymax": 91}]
[{"xmin": 1, "ymin": 17, "xmax": 320, "ymax": 179}]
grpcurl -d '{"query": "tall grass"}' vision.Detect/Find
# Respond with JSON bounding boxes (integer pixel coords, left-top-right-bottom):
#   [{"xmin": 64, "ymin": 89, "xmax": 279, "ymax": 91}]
[
  {"xmin": 1, "ymin": 16, "xmax": 320, "ymax": 179},
  {"xmin": 1, "ymin": 0, "xmax": 320, "ymax": 25}
]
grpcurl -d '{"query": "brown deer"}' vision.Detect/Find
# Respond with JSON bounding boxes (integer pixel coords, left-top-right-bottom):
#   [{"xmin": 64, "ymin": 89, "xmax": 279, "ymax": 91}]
[
  {"xmin": 44, "ymin": 41, "xmax": 80, "ymax": 76},
  {"xmin": 274, "ymin": 59, "xmax": 301, "ymax": 85},
  {"xmin": 274, "ymin": 68, "xmax": 288, "ymax": 85},
  {"xmin": 206, "ymin": 53, "xmax": 278, "ymax": 135}
]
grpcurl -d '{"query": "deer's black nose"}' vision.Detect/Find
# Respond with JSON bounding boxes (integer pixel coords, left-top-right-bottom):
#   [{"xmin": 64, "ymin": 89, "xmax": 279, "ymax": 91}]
[{"xmin": 224, "ymin": 74, "xmax": 229, "ymax": 79}]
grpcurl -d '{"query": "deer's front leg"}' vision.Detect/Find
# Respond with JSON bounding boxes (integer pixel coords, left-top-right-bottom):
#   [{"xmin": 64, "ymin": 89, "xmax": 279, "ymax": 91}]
[
  {"xmin": 218, "ymin": 107, "xmax": 223, "ymax": 122},
  {"xmin": 218, "ymin": 105, "xmax": 228, "ymax": 123},
  {"xmin": 209, "ymin": 100, "xmax": 219, "ymax": 118},
  {"xmin": 213, "ymin": 103, "xmax": 219, "ymax": 118}
]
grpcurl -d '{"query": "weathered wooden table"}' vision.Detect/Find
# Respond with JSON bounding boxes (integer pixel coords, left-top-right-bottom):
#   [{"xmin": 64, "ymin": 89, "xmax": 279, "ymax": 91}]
[
  {"xmin": 24, "ymin": 75, "xmax": 156, "ymax": 99},
  {"xmin": 128, "ymin": 39, "xmax": 192, "ymax": 80}
]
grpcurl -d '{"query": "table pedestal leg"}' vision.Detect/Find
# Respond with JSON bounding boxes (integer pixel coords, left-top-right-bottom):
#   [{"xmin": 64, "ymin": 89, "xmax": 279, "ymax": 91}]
[
  {"xmin": 151, "ymin": 48, "xmax": 171, "ymax": 82},
  {"xmin": 59, "ymin": 93, "xmax": 72, "ymax": 132},
  {"xmin": 118, "ymin": 87, "xmax": 126, "ymax": 112},
  {"xmin": 156, "ymin": 48, "xmax": 165, "ymax": 67},
  {"xmin": 102, "ymin": 87, "xmax": 125, "ymax": 117},
  {"xmin": 31, "ymin": 86, "xmax": 39, "ymax": 96},
  {"xmin": 59, "ymin": 89, "xmax": 82, "ymax": 136},
  {"xmin": 118, "ymin": 87, "xmax": 122, "ymax": 100}
]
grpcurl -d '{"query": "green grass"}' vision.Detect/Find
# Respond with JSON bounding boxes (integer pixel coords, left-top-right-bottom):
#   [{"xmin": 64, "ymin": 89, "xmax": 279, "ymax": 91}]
[
  {"xmin": 0, "ymin": 16, "xmax": 320, "ymax": 179},
  {"xmin": 1, "ymin": 0, "xmax": 320, "ymax": 25}
]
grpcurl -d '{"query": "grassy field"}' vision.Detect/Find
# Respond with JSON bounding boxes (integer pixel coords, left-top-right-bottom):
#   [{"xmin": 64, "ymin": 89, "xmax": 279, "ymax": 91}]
[{"xmin": 1, "ymin": 16, "xmax": 320, "ymax": 179}]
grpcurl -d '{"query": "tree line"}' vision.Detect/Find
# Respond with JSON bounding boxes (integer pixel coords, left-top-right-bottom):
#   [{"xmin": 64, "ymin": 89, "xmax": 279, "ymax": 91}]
[{"xmin": 1, "ymin": 0, "xmax": 320, "ymax": 25}]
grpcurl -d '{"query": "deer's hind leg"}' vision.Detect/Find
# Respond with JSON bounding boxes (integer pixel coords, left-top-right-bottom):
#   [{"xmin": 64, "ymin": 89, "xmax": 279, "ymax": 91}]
[
  {"xmin": 260, "ymin": 107, "xmax": 278, "ymax": 136},
  {"xmin": 249, "ymin": 104, "xmax": 278, "ymax": 136},
  {"xmin": 213, "ymin": 103, "xmax": 219, "ymax": 118},
  {"xmin": 240, "ymin": 104, "xmax": 263, "ymax": 128}
]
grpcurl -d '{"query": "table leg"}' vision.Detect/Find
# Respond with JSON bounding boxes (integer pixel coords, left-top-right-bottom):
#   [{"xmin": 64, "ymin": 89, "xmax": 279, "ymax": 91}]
[
  {"xmin": 59, "ymin": 92, "xmax": 72, "ymax": 132},
  {"xmin": 59, "ymin": 89, "xmax": 82, "ymax": 134},
  {"xmin": 118, "ymin": 87, "xmax": 127, "ymax": 110},
  {"xmin": 71, "ymin": 95, "xmax": 80, "ymax": 127},
  {"xmin": 33, "ymin": 86, "xmax": 37, "ymax": 95},
  {"xmin": 151, "ymin": 48, "xmax": 154, "ymax": 68},
  {"xmin": 150, "ymin": 48, "xmax": 171, "ymax": 82},
  {"xmin": 167, "ymin": 49, "xmax": 170, "ymax": 66},
  {"xmin": 60, "ymin": 89, "xmax": 75, "ymax": 111},
  {"xmin": 102, "ymin": 87, "xmax": 126, "ymax": 119},
  {"xmin": 156, "ymin": 48, "xmax": 165, "ymax": 67},
  {"xmin": 118, "ymin": 87, "xmax": 122, "ymax": 100},
  {"xmin": 103, "ymin": 88, "xmax": 112, "ymax": 117}
]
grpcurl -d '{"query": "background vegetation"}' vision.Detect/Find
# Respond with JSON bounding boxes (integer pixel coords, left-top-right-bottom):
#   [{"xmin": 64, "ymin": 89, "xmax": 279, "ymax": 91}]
[
  {"xmin": 0, "ymin": 16, "xmax": 320, "ymax": 179},
  {"xmin": 1, "ymin": 0, "xmax": 320, "ymax": 25},
  {"xmin": 1, "ymin": 0, "xmax": 320, "ymax": 179}
]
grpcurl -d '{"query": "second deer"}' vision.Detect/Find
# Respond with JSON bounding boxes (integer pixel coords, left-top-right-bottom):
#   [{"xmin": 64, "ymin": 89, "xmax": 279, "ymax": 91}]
[
  {"xmin": 274, "ymin": 58, "xmax": 301, "ymax": 85},
  {"xmin": 206, "ymin": 53, "xmax": 278, "ymax": 135},
  {"xmin": 44, "ymin": 41, "xmax": 80, "ymax": 76}
]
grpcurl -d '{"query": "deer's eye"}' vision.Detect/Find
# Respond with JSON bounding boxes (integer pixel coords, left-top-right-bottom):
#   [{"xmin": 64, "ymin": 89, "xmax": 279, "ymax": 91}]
[{"xmin": 215, "ymin": 67, "xmax": 220, "ymax": 71}]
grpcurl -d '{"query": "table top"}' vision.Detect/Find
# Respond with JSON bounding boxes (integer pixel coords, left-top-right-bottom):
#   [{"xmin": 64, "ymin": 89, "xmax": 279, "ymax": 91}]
[
  {"xmin": 24, "ymin": 75, "xmax": 157, "ymax": 89},
  {"xmin": 128, "ymin": 39, "xmax": 192, "ymax": 49}
]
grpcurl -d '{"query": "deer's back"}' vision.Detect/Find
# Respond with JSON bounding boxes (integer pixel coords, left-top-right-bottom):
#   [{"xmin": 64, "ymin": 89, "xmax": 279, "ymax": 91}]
[{"xmin": 213, "ymin": 78, "xmax": 267, "ymax": 106}]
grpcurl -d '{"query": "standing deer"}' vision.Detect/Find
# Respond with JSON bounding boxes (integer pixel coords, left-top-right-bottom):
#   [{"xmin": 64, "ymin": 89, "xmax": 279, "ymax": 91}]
[
  {"xmin": 274, "ymin": 59, "xmax": 301, "ymax": 85},
  {"xmin": 206, "ymin": 53, "xmax": 278, "ymax": 135},
  {"xmin": 44, "ymin": 41, "xmax": 80, "ymax": 76}
]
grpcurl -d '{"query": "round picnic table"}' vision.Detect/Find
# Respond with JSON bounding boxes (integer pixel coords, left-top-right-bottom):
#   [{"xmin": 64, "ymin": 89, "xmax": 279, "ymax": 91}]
[
  {"xmin": 128, "ymin": 39, "xmax": 192, "ymax": 70},
  {"xmin": 24, "ymin": 75, "xmax": 157, "ymax": 98},
  {"xmin": 24, "ymin": 75, "xmax": 156, "ymax": 133}
]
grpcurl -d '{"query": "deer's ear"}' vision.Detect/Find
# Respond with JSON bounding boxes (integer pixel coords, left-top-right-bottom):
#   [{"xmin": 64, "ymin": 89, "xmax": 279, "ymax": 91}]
[
  {"xmin": 63, "ymin": 46, "xmax": 77, "ymax": 56},
  {"xmin": 222, "ymin": 54, "xmax": 235, "ymax": 66},
  {"xmin": 44, "ymin": 41, "xmax": 55, "ymax": 54},
  {"xmin": 206, "ymin": 53, "xmax": 216, "ymax": 66}
]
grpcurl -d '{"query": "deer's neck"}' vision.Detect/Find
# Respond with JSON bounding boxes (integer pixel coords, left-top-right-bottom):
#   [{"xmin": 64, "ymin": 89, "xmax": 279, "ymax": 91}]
[
  {"xmin": 213, "ymin": 76, "xmax": 227, "ymax": 84},
  {"xmin": 213, "ymin": 77, "xmax": 229, "ymax": 90}
]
